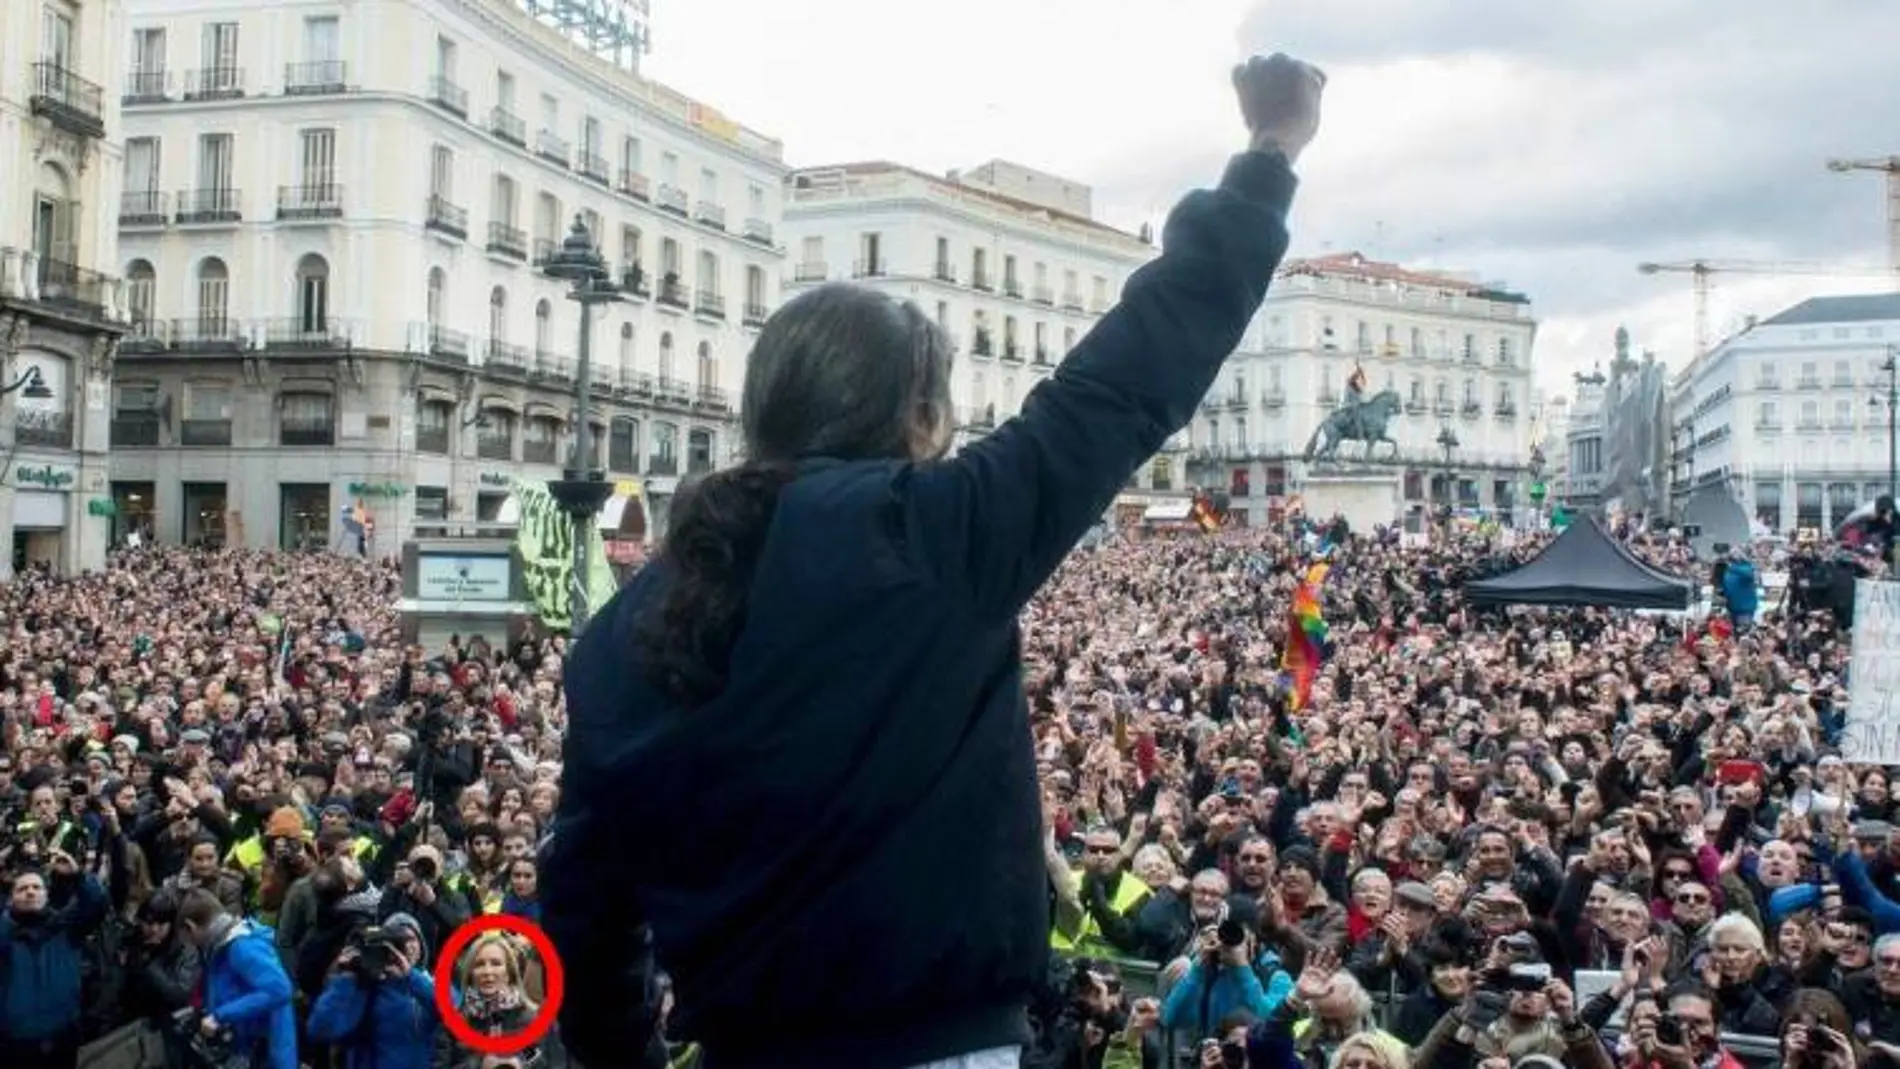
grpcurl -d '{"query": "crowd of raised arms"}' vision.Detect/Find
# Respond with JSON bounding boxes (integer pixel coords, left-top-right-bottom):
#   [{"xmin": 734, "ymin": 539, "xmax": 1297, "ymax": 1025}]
[{"xmin": 0, "ymin": 520, "xmax": 1893, "ymax": 1069}]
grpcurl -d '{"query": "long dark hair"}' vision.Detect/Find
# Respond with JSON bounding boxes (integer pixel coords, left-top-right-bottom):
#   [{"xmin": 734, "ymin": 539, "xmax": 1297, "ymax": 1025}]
[{"xmin": 637, "ymin": 284, "xmax": 954, "ymax": 707}]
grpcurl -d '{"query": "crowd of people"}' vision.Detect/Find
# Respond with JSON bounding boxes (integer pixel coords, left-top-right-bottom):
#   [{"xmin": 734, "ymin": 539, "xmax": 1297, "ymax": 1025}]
[
  {"xmin": 0, "ymin": 548, "xmax": 563, "ymax": 1069},
  {"xmin": 0, "ymin": 509, "xmax": 1894, "ymax": 1069}
]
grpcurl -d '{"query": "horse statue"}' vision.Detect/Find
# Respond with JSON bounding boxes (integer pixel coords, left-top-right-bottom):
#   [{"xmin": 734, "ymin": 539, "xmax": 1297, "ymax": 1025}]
[{"xmin": 1302, "ymin": 388, "xmax": 1403, "ymax": 462}]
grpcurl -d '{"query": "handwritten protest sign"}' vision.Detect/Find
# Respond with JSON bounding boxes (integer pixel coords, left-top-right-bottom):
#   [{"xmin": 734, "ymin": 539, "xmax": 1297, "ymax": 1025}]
[{"xmin": 1842, "ymin": 581, "xmax": 1900, "ymax": 764}]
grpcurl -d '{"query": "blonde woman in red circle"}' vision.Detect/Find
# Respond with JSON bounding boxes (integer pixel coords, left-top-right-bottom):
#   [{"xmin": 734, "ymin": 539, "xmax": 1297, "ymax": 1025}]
[{"xmin": 453, "ymin": 930, "xmax": 543, "ymax": 1064}]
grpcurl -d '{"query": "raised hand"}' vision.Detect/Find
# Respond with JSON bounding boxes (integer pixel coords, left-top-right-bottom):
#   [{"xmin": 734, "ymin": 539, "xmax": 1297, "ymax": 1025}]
[{"xmin": 1232, "ymin": 52, "xmax": 1325, "ymax": 162}]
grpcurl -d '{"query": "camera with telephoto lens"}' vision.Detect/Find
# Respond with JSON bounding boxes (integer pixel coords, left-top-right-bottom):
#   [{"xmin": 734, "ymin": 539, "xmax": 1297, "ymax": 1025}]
[
  {"xmin": 408, "ymin": 854, "xmax": 438, "ymax": 883},
  {"xmin": 348, "ymin": 926, "xmax": 403, "ymax": 984},
  {"xmin": 1216, "ymin": 919, "xmax": 1249, "ymax": 949},
  {"xmin": 170, "ymin": 1008, "xmax": 250, "ymax": 1069}
]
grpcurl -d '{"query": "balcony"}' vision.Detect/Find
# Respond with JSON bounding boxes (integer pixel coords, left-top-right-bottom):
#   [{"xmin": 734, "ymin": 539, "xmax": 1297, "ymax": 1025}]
[
  {"xmin": 1003, "ymin": 278, "xmax": 1023, "ymax": 299},
  {"xmin": 176, "ymin": 188, "xmax": 241, "ymax": 225},
  {"xmin": 489, "ymin": 107, "xmax": 526, "ymax": 146},
  {"xmin": 168, "ymin": 317, "xmax": 247, "ymax": 350},
  {"xmin": 531, "ymin": 239, "xmax": 556, "ymax": 267},
  {"xmin": 616, "ymin": 371, "xmax": 655, "ymax": 397},
  {"xmin": 695, "ymin": 201, "xmax": 726, "ymax": 229},
  {"xmin": 1319, "ymin": 390, "xmax": 1340, "ymax": 406},
  {"xmin": 1797, "ymin": 376, "xmax": 1822, "ymax": 389},
  {"xmin": 695, "ymin": 291, "xmax": 726, "ymax": 319},
  {"xmin": 619, "ymin": 263, "xmax": 650, "ymax": 298},
  {"xmin": 280, "ymin": 419, "xmax": 335, "ymax": 447},
  {"xmin": 523, "ymin": 437, "xmax": 559, "ymax": 465},
  {"xmin": 574, "ymin": 151, "xmax": 608, "ymax": 186},
  {"xmin": 120, "ymin": 190, "xmax": 169, "ymax": 227},
  {"xmin": 742, "ymin": 217, "xmax": 773, "ymax": 246},
  {"xmin": 657, "ymin": 275, "xmax": 689, "ymax": 309},
  {"xmin": 30, "ymin": 63, "xmax": 107, "ymax": 139},
  {"xmin": 535, "ymin": 130, "xmax": 570, "ymax": 166},
  {"xmin": 424, "ymin": 195, "xmax": 467, "ymax": 239},
  {"xmin": 1756, "ymin": 420, "xmax": 1782, "ymax": 432},
  {"xmin": 416, "ymin": 425, "xmax": 451, "ymax": 454},
  {"xmin": 183, "ymin": 67, "xmax": 244, "ymax": 101},
  {"xmin": 656, "ymin": 184, "xmax": 689, "ymax": 215},
  {"xmin": 1031, "ymin": 285, "xmax": 1054, "ymax": 306},
  {"xmin": 617, "ymin": 169, "xmax": 651, "ymax": 200},
  {"xmin": 1461, "ymin": 401, "xmax": 1483, "ymax": 418},
  {"xmin": 1495, "ymin": 403, "xmax": 1519, "ymax": 420},
  {"xmin": 429, "ymin": 76, "xmax": 468, "ymax": 116},
  {"xmin": 743, "ymin": 302, "xmax": 768, "ymax": 327},
  {"xmin": 655, "ymin": 377, "xmax": 692, "ymax": 405},
  {"xmin": 1263, "ymin": 391, "xmax": 1288, "ymax": 409},
  {"xmin": 14, "ymin": 409, "xmax": 74, "ymax": 450},
  {"xmin": 179, "ymin": 419, "xmax": 233, "ymax": 446},
  {"xmin": 111, "ymin": 413, "xmax": 161, "ymax": 447},
  {"xmin": 476, "ymin": 433, "xmax": 513, "ymax": 461},
  {"xmin": 277, "ymin": 184, "xmax": 343, "ymax": 221},
  {"xmin": 1002, "ymin": 343, "xmax": 1024, "ymax": 363},
  {"xmin": 793, "ymin": 262, "xmax": 827, "ymax": 283},
  {"xmin": 485, "ymin": 340, "xmax": 528, "ymax": 373},
  {"xmin": 1060, "ymin": 292, "xmax": 1083, "ymax": 311},
  {"xmin": 35, "ymin": 258, "xmax": 113, "ymax": 319},
  {"xmin": 428, "ymin": 326, "xmax": 469, "ymax": 360},
  {"xmin": 284, "ymin": 61, "xmax": 347, "ymax": 95},
  {"xmin": 932, "ymin": 260, "xmax": 958, "ymax": 284},
  {"xmin": 1033, "ymin": 348, "xmax": 1052, "ymax": 367},
  {"xmin": 646, "ymin": 454, "xmax": 679, "ymax": 476},
  {"xmin": 972, "ymin": 332, "xmax": 993, "ymax": 356},
  {"xmin": 695, "ymin": 384, "xmax": 731, "ymax": 411},
  {"xmin": 123, "ymin": 69, "xmax": 169, "ymax": 104},
  {"xmin": 971, "ymin": 271, "xmax": 993, "ymax": 292},
  {"xmin": 853, "ymin": 259, "xmax": 885, "ymax": 279},
  {"xmin": 260, "ymin": 317, "xmax": 352, "ymax": 350},
  {"xmin": 531, "ymin": 354, "xmax": 572, "ymax": 382},
  {"xmin": 485, "ymin": 222, "xmax": 527, "ymax": 260},
  {"xmin": 1433, "ymin": 399, "xmax": 1454, "ymax": 416}
]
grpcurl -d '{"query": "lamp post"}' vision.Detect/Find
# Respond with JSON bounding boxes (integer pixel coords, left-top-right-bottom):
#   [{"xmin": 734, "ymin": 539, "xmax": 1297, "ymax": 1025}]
[
  {"xmin": 1527, "ymin": 444, "xmax": 1547, "ymax": 528},
  {"xmin": 1878, "ymin": 346, "xmax": 1898, "ymax": 498},
  {"xmin": 1, "ymin": 365, "xmax": 52, "ymax": 400},
  {"xmin": 541, "ymin": 215, "xmax": 620, "ymax": 635},
  {"xmin": 1435, "ymin": 425, "xmax": 1459, "ymax": 528}
]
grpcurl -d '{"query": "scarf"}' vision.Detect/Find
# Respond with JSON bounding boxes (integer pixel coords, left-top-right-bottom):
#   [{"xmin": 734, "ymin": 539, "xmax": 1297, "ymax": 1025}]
[{"xmin": 463, "ymin": 986, "xmax": 526, "ymax": 1030}]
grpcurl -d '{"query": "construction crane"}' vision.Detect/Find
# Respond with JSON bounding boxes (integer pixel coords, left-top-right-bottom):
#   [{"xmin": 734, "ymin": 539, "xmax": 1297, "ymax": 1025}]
[
  {"xmin": 1635, "ymin": 258, "xmax": 1894, "ymax": 361},
  {"xmin": 1826, "ymin": 156, "xmax": 1900, "ymax": 289}
]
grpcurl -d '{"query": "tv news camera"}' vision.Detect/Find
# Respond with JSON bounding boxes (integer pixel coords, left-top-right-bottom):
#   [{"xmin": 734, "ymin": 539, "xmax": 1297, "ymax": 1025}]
[{"xmin": 169, "ymin": 1008, "xmax": 251, "ymax": 1069}]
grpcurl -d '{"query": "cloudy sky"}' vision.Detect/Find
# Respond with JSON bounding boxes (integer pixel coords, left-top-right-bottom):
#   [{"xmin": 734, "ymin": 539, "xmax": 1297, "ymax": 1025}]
[{"xmin": 643, "ymin": 0, "xmax": 1900, "ymax": 398}]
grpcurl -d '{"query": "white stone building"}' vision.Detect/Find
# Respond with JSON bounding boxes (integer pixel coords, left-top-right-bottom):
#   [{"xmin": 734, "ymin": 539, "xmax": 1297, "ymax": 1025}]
[
  {"xmin": 1562, "ymin": 369, "xmax": 1607, "ymax": 509},
  {"xmin": 112, "ymin": 0, "xmax": 783, "ymax": 552},
  {"xmin": 779, "ymin": 159, "xmax": 1182, "ymax": 519},
  {"xmin": 0, "ymin": 0, "xmax": 128, "ymax": 575},
  {"xmin": 1189, "ymin": 253, "xmax": 1539, "ymax": 527},
  {"xmin": 1664, "ymin": 293, "xmax": 1899, "ymax": 533}
]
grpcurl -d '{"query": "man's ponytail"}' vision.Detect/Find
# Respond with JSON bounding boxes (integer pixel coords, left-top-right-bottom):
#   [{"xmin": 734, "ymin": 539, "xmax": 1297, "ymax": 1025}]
[{"xmin": 635, "ymin": 461, "xmax": 797, "ymax": 708}]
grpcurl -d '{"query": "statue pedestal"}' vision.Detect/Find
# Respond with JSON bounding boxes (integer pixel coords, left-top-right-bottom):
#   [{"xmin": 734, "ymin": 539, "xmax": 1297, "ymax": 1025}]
[{"xmin": 1297, "ymin": 465, "xmax": 1403, "ymax": 531}]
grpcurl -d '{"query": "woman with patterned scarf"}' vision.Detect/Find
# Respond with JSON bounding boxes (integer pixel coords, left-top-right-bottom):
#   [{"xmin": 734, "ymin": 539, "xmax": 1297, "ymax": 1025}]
[{"xmin": 453, "ymin": 931, "xmax": 541, "ymax": 1067}]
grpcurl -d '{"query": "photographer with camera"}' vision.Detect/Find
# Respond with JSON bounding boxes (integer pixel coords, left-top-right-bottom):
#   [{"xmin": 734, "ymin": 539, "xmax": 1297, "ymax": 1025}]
[
  {"xmin": 1160, "ymin": 906, "xmax": 1293, "ymax": 1044},
  {"xmin": 177, "ymin": 886, "xmax": 298, "ymax": 1069},
  {"xmin": 378, "ymin": 844, "xmax": 471, "ymax": 960},
  {"xmin": 119, "ymin": 891, "xmax": 202, "ymax": 1068},
  {"xmin": 306, "ymin": 925, "xmax": 442, "ymax": 1069},
  {"xmin": 0, "ymin": 848, "xmax": 107, "ymax": 1069},
  {"xmin": 1412, "ymin": 933, "xmax": 1614, "ymax": 1069},
  {"xmin": 1618, "ymin": 980, "xmax": 1742, "ymax": 1069}
]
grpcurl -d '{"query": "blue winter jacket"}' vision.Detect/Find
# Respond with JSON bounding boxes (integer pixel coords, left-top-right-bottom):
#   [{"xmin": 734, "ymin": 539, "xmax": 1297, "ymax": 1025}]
[
  {"xmin": 307, "ymin": 969, "xmax": 441, "ymax": 1069},
  {"xmin": 1160, "ymin": 949, "xmax": 1294, "ymax": 1041},
  {"xmin": 1723, "ymin": 559, "xmax": 1760, "ymax": 617},
  {"xmin": 0, "ymin": 872, "xmax": 107, "ymax": 1041},
  {"xmin": 203, "ymin": 919, "xmax": 298, "ymax": 1069}
]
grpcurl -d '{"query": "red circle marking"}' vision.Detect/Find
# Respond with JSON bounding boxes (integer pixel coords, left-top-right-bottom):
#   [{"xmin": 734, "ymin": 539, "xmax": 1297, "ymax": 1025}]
[{"xmin": 433, "ymin": 913, "xmax": 566, "ymax": 1056}]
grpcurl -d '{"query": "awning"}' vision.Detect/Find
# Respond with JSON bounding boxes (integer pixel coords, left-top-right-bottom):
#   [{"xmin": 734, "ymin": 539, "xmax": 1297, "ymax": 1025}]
[{"xmin": 1142, "ymin": 501, "xmax": 1194, "ymax": 522}]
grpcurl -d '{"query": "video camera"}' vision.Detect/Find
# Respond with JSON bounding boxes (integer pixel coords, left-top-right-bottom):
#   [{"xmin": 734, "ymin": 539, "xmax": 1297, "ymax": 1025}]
[
  {"xmin": 348, "ymin": 925, "xmax": 405, "ymax": 984},
  {"xmin": 170, "ymin": 1008, "xmax": 250, "ymax": 1069}
]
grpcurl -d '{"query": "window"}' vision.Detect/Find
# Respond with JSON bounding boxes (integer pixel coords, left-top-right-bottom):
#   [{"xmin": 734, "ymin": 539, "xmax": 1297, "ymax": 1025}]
[
  {"xmin": 621, "ymin": 225, "xmax": 643, "ymax": 267},
  {"xmin": 303, "ymin": 16, "xmax": 339, "ymax": 63},
  {"xmin": 197, "ymin": 133, "xmax": 233, "ymax": 191},
  {"xmin": 535, "ymin": 192, "xmax": 560, "ymax": 243},
  {"xmin": 1409, "ymin": 326, "xmax": 1424, "ymax": 356},
  {"xmin": 699, "ymin": 167, "xmax": 718, "ymax": 201},
  {"xmin": 1757, "ymin": 401, "xmax": 1777, "ymax": 427},
  {"xmin": 132, "ymin": 27, "xmax": 165, "ymax": 77},
  {"xmin": 649, "ymin": 421, "xmax": 679, "ymax": 474},
  {"xmin": 1834, "ymin": 359, "xmax": 1853, "ymax": 385},
  {"xmin": 299, "ymin": 128, "xmax": 336, "ymax": 192},
  {"xmin": 1497, "ymin": 337, "xmax": 1513, "ymax": 364},
  {"xmin": 972, "ymin": 248, "xmax": 988, "ymax": 286},
  {"xmin": 1800, "ymin": 399, "xmax": 1820, "ymax": 426},
  {"xmin": 426, "ymin": 268, "xmax": 445, "ymax": 328},
  {"xmin": 748, "ymin": 183, "xmax": 765, "ymax": 217},
  {"xmin": 697, "ymin": 250, "xmax": 719, "ymax": 295},
  {"xmin": 1062, "ymin": 326, "xmax": 1075, "ymax": 352},
  {"xmin": 659, "ymin": 151, "xmax": 679, "ymax": 185},
  {"xmin": 539, "ymin": 92, "xmax": 558, "ymax": 131},
  {"xmin": 580, "ymin": 209, "xmax": 602, "ymax": 247},
  {"xmin": 430, "ymin": 146, "xmax": 453, "ymax": 199},
  {"xmin": 203, "ymin": 22, "xmax": 238, "ymax": 87},
  {"xmin": 417, "ymin": 399, "xmax": 452, "ymax": 454},
  {"xmin": 534, "ymin": 299, "xmax": 552, "ymax": 355},
  {"xmin": 280, "ymin": 392, "xmax": 334, "ymax": 446},
  {"xmin": 41, "ymin": 4, "xmax": 74, "ymax": 66},
  {"xmin": 688, "ymin": 429, "xmax": 715, "ymax": 474},
  {"xmin": 490, "ymin": 175, "xmax": 516, "ymax": 225},
  {"xmin": 746, "ymin": 266, "xmax": 767, "ymax": 310},
  {"xmin": 660, "ymin": 238, "xmax": 681, "ymax": 277},
  {"xmin": 488, "ymin": 286, "xmax": 507, "ymax": 340},
  {"xmin": 658, "ymin": 332, "xmax": 679, "ymax": 382},
  {"xmin": 610, "ymin": 417, "xmax": 639, "ymax": 471},
  {"xmin": 621, "ymin": 136, "xmax": 643, "ymax": 176},
  {"xmin": 196, "ymin": 257, "xmax": 230, "ymax": 331},
  {"xmin": 1834, "ymin": 398, "xmax": 1854, "ymax": 427},
  {"xmin": 435, "ymin": 36, "xmax": 457, "ymax": 80},
  {"xmin": 696, "ymin": 341, "xmax": 716, "ymax": 391},
  {"xmin": 582, "ymin": 116, "xmax": 602, "ymax": 156},
  {"xmin": 1461, "ymin": 333, "xmax": 1475, "ymax": 360},
  {"xmin": 1003, "ymin": 255, "xmax": 1018, "ymax": 286},
  {"xmin": 858, "ymin": 232, "xmax": 882, "ymax": 274},
  {"xmin": 295, "ymin": 254, "xmax": 329, "ymax": 332},
  {"xmin": 125, "ymin": 260, "xmax": 156, "ymax": 329},
  {"xmin": 186, "ymin": 382, "xmax": 232, "ymax": 429},
  {"xmin": 124, "ymin": 137, "xmax": 160, "ymax": 193},
  {"xmin": 496, "ymin": 70, "xmax": 515, "ymax": 109},
  {"xmin": 972, "ymin": 370, "xmax": 988, "ymax": 413}
]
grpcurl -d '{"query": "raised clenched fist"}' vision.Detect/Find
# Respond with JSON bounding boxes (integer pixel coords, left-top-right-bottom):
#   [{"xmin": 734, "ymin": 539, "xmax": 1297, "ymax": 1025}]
[{"xmin": 1232, "ymin": 53, "xmax": 1325, "ymax": 163}]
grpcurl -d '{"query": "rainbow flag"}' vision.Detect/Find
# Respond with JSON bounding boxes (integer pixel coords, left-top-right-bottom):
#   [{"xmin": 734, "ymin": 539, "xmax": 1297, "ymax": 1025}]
[
  {"xmin": 1280, "ymin": 562, "xmax": 1330, "ymax": 711},
  {"xmin": 1191, "ymin": 495, "xmax": 1222, "ymax": 532}
]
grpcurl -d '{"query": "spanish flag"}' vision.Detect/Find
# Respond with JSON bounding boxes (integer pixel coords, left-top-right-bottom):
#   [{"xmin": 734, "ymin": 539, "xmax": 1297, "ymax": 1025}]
[
  {"xmin": 1347, "ymin": 363, "xmax": 1368, "ymax": 394},
  {"xmin": 1280, "ymin": 562, "xmax": 1330, "ymax": 712}
]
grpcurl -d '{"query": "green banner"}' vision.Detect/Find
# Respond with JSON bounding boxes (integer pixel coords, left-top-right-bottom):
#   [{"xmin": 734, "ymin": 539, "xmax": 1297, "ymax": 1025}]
[{"xmin": 510, "ymin": 479, "xmax": 616, "ymax": 631}]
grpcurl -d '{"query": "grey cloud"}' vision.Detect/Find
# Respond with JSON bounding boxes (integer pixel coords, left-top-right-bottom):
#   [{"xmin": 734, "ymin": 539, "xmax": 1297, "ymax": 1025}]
[{"xmin": 1093, "ymin": 2, "xmax": 1900, "ymax": 372}]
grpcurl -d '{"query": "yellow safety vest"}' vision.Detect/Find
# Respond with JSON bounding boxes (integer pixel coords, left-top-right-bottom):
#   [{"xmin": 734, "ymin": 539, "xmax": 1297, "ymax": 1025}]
[{"xmin": 1051, "ymin": 870, "xmax": 1150, "ymax": 957}]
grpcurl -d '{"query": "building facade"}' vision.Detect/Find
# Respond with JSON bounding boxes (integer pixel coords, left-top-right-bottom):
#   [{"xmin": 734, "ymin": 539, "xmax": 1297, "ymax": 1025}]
[
  {"xmin": 778, "ymin": 159, "xmax": 1178, "ymax": 516},
  {"xmin": 1188, "ymin": 253, "xmax": 1539, "ymax": 527},
  {"xmin": 1, "ymin": 0, "xmax": 128, "ymax": 575},
  {"xmin": 113, "ymin": 0, "xmax": 783, "ymax": 552},
  {"xmin": 1562, "ymin": 369, "xmax": 1607, "ymax": 509},
  {"xmin": 1665, "ymin": 293, "xmax": 1899, "ymax": 534}
]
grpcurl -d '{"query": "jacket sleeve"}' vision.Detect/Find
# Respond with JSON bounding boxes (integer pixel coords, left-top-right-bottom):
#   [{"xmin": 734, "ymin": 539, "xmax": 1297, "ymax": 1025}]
[
  {"xmin": 543, "ymin": 790, "xmax": 661, "ymax": 1069},
  {"xmin": 213, "ymin": 937, "xmax": 295, "ymax": 1024},
  {"xmin": 306, "ymin": 974, "xmax": 370, "ymax": 1042},
  {"xmin": 907, "ymin": 151, "xmax": 1297, "ymax": 620},
  {"xmin": 1159, "ymin": 958, "xmax": 1212, "ymax": 1031}
]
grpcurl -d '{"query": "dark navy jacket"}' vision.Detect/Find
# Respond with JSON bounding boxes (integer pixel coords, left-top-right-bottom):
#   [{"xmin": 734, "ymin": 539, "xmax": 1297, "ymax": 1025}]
[
  {"xmin": 0, "ymin": 872, "xmax": 107, "ymax": 1042},
  {"xmin": 545, "ymin": 149, "xmax": 1298, "ymax": 1069}
]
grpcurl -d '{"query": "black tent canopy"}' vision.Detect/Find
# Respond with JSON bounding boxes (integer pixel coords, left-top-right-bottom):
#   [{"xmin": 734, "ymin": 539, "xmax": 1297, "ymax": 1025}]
[{"xmin": 1464, "ymin": 515, "xmax": 1693, "ymax": 610}]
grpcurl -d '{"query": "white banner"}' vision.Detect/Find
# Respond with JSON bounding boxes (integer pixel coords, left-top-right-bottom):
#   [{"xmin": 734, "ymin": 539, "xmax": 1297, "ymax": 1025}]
[{"xmin": 1842, "ymin": 580, "xmax": 1900, "ymax": 764}]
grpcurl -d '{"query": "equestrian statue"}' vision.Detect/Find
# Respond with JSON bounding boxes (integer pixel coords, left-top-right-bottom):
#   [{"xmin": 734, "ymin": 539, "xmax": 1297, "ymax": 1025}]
[{"xmin": 1302, "ymin": 387, "xmax": 1403, "ymax": 462}]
